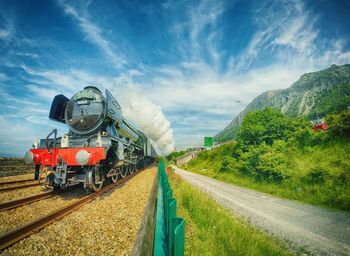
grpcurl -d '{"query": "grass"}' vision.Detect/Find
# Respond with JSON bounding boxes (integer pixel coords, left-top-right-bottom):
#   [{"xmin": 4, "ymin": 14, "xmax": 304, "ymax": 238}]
[
  {"xmin": 183, "ymin": 140, "xmax": 350, "ymax": 211},
  {"xmin": 168, "ymin": 170, "xmax": 293, "ymax": 256}
]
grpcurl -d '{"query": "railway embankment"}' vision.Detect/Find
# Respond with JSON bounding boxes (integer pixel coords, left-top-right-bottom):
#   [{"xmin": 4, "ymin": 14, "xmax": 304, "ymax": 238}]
[{"xmin": 0, "ymin": 166, "xmax": 157, "ymax": 255}]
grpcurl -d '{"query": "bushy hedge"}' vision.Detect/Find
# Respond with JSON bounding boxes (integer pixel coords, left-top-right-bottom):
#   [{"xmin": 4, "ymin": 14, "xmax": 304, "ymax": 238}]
[
  {"xmin": 326, "ymin": 109, "xmax": 350, "ymax": 137},
  {"xmin": 228, "ymin": 107, "xmax": 349, "ymax": 184}
]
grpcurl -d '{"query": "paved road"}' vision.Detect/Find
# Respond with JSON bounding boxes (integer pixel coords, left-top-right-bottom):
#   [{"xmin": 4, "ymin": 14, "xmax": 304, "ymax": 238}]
[{"xmin": 175, "ymin": 167, "xmax": 350, "ymax": 256}]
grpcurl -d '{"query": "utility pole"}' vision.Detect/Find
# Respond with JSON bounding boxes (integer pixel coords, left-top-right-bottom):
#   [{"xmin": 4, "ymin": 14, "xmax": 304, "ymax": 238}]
[{"xmin": 236, "ymin": 101, "xmax": 241, "ymax": 126}]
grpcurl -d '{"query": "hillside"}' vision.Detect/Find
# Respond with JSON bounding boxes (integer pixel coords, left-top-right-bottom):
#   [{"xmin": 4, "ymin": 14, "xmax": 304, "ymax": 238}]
[
  {"xmin": 215, "ymin": 64, "xmax": 350, "ymax": 142},
  {"xmin": 186, "ymin": 109, "xmax": 350, "ymax": 211}
]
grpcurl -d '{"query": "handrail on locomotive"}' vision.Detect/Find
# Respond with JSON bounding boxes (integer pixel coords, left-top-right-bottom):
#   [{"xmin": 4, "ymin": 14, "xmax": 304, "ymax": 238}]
[{"xmin": 45, "ymin": 128, "xmax": 57, "ymax": 153}]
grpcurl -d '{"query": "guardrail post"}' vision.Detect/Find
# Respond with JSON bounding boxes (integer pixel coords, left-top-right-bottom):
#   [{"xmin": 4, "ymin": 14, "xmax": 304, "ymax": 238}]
[
  {"xmin": 167, "ymin": 199, "xmax": 176, "ymax": 254},
  {"xmin": 154, "ymin": 160, "xmax": 185, "ymax": 256},
  {"xmin": 172, "ymin": 218, "xmax": 185, "ymax": 256}
]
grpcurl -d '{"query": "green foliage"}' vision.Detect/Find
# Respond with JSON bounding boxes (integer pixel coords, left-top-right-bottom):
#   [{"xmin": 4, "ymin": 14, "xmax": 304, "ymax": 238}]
[
  {"xmin": 214, "ymin": 124, "xmax": 240, "ymax": 142},
  {"xmin": 302, "ymin": 168, "xmax": 327, "ymax": 184},
  {"xmin": 238, "ymin": 107, "xmax": 297, "ymax": 146},
  {"xmin": 308, "ymin": 84, "xmax": 350, "ymax": 119},
  {"xmin": 238, "ymin": 143, "xmax": 290, "ymax": 183},
  {"xmin": 219, "ymin": 156, "xmax": 231, "ymax": 172},
  {"xmin": 166, "ymin": 150, "xmax": 188, "ymax": 163},
  {"xmin": 326, "ymin": 109, "xmax": 350, "ymax": 137}
]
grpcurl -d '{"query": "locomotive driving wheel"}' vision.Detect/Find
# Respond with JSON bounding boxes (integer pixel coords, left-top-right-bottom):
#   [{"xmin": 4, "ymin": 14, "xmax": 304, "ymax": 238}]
[
  {"xmin": 120, "ymin": 165, "xmax": 127, "ymax": 179},
  {"xmin": 86, "ymin": 165, "xmax": 104, "ymax": 192},
  {"xmin": 111, "ymin": 168, "xmax": 119, "ymax": 183},
  {"xmin": 129, "ymin": 164, "xmax": 134, "ymax": 174}
]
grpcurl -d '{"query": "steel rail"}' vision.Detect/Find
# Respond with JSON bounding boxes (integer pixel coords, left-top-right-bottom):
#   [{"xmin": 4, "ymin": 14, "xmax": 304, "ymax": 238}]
[
  {"xmin": 0, "ymin": 183, "xmax": 40, "ymax": 192},
  {"xmin": 0, "ymin": 190, "xmax": 57, "ymax": 212},
  {"xmin": 0, "ymin": 166, "xmax": 33, "ymax": 168},
  {"xmin": 0, "ymin": 169, "xmax": 143, "ymax": 251},
  {"xmin": 0, "ymin": 178, "xmax": 43, "ymax": 186}
]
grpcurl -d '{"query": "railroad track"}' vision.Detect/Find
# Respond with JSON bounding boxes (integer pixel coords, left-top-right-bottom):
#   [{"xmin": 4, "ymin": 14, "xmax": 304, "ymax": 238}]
[
  {"xmin": 0, "ymin": 190, "xmax": 57, "ymax": 211},
  {"xmin": 0, "ymin": 182, "xmax": 40, "ymax": 192},
  {"xmin": 0, "ymin": 179, "xmax": 36, "ymax": 186},
  {"xmin": 0, "ymin": 169, "xmax": 142, "ymax": 251}
]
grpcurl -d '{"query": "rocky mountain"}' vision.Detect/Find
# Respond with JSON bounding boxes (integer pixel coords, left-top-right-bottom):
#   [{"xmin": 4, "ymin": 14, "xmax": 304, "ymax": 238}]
[{"xmin": 215, "ymin": 64, "xmax": 350, "ymax": 142}]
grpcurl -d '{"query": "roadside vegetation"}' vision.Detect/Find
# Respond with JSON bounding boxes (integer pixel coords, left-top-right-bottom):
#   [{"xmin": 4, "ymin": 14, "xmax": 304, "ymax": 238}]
[
  {"xmin": 184, "ymin": 108, "xmax": 350, "ymax": 211},
  {"xmin": 166, "ymin": 150, "xmax": 188, "ymax": 163},
  {"xmin": 167, "ymin": 170, "xmax": 292, "ymax": 256}
]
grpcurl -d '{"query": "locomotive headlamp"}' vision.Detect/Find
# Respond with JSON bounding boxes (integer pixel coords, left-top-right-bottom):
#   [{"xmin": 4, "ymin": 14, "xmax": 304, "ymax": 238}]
[
  {"xmin": 24, "ymin": 151, "xmax": 34, "ymax": 164},
  {"xmin": 24, "ymin": 151, "xmax": 41, "ymax": 164},
  {"xmin": 76, "ymin": 150, "xmax": 91, "ymax": 165}
]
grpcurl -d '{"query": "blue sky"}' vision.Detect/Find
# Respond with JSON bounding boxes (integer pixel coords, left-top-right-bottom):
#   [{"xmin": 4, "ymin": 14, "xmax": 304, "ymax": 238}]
[{"xmin": 0, "ymin": 0, "xmax": 350, "ymax": 156}]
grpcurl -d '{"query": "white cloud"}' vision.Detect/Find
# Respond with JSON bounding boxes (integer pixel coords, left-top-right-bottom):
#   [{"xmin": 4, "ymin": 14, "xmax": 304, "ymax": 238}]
[
  {"xmin": 168, "ymin": 0, "xmax": 224, "ymax": 67},
  {"xmin": 58, "ymin": 1, "xmax": 127, "ymax": 68},
  {"xmin": 28, "ymin": 85, "xmax": 62, "ymax": 100},
  {"xmin": 15, "ymin": 52, "xmax": 39, "ymax": 59},
  {"xmin": 0, "ymin": 29, "xmax": 10, "ymax": 40}
]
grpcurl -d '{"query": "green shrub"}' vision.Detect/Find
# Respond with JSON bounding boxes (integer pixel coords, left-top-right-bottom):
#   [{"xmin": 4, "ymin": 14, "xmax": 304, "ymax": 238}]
[
  {"xmin": 272, "ymin": 140, "xmax": 287, "ymax": 152},
  {"xmin": 302, "ymin": 168, "xmax": 327, "ymax": 184},
  {"xmin": 238, "ymin": 107, "xmax": 297, "ymax": 146},
  {"xmin": 219, "ymin": 157, "xmax": 230, "ymax": 172},
  {"xmin": 335, "ymin": 170, "xmax": 350, "ymax": 185},
  {"xmin": 257, "ymin": 151, "xmax": 289, "ymax": 183},
  {"xmin": 326, "ymin": 109, "xmax": 350, "ymax": 137},
  {"xmin": 293, "ymin": 127, "xmax": 313, "ymax": 148}
]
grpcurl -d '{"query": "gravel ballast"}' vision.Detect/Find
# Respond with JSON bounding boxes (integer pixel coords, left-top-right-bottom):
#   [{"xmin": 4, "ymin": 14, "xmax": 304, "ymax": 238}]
[
  {"xmin": 0, "ymin": 186, "xmax": 45, "ymax": 203},
  {"xmin": 0, "ymin": 189, "xmax": 85, "ymax": 234},
  {"xmin": 0, "ymin": 174, "xmax": 34, "ymax": 182},
  {"xmin": 2, "ymin": 166, "xmax": 157, "ymax": 256}
]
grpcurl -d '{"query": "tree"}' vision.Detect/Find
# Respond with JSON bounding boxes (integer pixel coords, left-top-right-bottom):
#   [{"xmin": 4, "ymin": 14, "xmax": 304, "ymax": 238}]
[
  {"xmin": 326, "ymin": 109, "xmax": 350, "ymax": 137},
  {"xmin": 238, "ymin": 107, "xmax": 295, "ymax": 146}
]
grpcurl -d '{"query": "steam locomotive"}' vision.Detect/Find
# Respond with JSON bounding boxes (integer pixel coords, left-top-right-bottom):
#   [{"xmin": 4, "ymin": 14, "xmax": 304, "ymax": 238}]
[{"xmin": 24, "ymin": 86, "xmax": 157, "ymax": 192}]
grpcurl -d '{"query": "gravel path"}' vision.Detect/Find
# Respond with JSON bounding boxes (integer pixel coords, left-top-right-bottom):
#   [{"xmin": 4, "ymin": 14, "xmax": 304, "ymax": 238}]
[
  {"xmin": 175, "ymin": 167, "xmax": 350, "ymax": 256},
  {"xmin": 2, "ymin": 167, "xmax": 157, "ymax": 256}
]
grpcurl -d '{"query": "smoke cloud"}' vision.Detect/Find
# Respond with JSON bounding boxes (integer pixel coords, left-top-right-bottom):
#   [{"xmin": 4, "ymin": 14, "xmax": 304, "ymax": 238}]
[{"xmin": 120, "ymin": 92, "xmax": 175, "ymax": 155}]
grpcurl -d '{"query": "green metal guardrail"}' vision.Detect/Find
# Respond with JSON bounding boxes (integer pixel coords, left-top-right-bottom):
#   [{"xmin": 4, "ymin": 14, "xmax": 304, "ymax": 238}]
[{"xmin": 154, "ymin": 160, "xmax": 185, "ymax": 256}]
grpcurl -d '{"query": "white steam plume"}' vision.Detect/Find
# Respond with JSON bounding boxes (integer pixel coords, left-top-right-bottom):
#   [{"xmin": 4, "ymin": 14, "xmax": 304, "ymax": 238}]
[{"xmin": 120, "ymin": 92, "xmax": 175, "ymax": 155}]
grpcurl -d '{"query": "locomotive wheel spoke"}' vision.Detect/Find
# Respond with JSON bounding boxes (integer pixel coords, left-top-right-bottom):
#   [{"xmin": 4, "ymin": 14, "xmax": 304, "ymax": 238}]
[
  {"xmin": 111, "ymin": 175, "xmax": 118, "ymax": 183},
  {"xmin": 111, "ymin": 168, "xmax": 119, "ymax": 183},
  {"xmin": 120, "ymin": 166, "xmax": 127, "ymax": 179}
]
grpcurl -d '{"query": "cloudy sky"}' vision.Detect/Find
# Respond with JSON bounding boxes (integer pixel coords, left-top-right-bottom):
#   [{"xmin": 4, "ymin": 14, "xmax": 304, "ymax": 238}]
[{"xmin": 0, "ymin": 0, "xmax": 350, "ymax": 156}]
